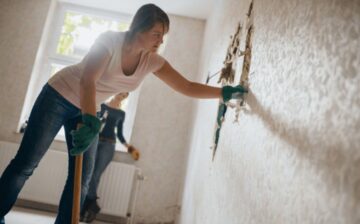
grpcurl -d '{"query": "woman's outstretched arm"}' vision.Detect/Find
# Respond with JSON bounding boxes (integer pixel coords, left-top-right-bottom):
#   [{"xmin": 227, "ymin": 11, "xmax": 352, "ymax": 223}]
[{"xmin": 153, "ymin": 61, "xmax": 222, "ymax": 99}]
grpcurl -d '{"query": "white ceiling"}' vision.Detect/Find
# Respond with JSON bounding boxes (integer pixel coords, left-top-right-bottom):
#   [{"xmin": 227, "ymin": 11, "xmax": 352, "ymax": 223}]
[{"xmin": 60, "ymin": 0, "xmax": 213, "ymax": 20}]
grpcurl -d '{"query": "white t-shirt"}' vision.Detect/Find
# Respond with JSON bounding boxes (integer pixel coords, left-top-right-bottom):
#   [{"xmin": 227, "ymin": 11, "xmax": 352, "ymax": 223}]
[{"xmin": 48, "ymin": 31, "xmax": 165, "ymax": 109}]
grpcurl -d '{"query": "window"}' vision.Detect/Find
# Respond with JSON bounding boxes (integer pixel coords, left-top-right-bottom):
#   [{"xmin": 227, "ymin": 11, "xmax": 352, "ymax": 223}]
[
  {"xmin": 19, "ymin": 2, "xmax": 139, "ymax": 152},
  {"xmin": 49, "ymin": 6, "xmax": 130, "ymax": 72}
]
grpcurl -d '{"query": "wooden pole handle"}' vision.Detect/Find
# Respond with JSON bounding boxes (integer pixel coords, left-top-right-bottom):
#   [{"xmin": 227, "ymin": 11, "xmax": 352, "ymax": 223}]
[
  {"xmin": 72, "ymin": 124, "xmax": 83, "ymax": 224},
  {"xmin": 71, "ymin": 154, "xmax": 83, "ymax": 224}
]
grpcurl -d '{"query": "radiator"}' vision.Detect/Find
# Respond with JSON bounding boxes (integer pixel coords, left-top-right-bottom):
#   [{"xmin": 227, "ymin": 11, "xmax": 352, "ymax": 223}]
[{"xmin": 0, "ymin": 140, "xmax": 140, "ymax": 220}]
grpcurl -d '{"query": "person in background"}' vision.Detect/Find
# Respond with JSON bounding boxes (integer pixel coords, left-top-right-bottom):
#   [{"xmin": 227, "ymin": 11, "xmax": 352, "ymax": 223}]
[
  {"xmin": 80, "ymin": 92, "xmax": 139, "ymax": 223},
  {"xmin": 0, "ymin": 4, "xmax": 247, "ymax": 224}
]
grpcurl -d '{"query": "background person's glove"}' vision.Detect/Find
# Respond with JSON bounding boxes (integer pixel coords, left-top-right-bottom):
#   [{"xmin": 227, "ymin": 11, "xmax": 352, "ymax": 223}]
[
  {"xmin": 70, "ymin": 114, "xmax": 101, "ymax": 156},
  {"xmin": 128, "ymin": 145, "xmax": 140, "ymax": 161},
  {"xmin": 221, "ymin": 85, "xmax": 248, "ymax": 103}
]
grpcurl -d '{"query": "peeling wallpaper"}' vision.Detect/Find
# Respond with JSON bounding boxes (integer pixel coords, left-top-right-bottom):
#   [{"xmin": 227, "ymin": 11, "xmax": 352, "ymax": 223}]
[{"xmin": 179, "ymin": 0, "xmax": 360, "ymax": 224}]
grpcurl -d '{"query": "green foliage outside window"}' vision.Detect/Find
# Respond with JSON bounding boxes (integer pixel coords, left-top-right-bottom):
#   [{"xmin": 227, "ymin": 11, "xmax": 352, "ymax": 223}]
[{"xmin": 56, "ymin": 11, "xmax": 129, "ymax": 57}]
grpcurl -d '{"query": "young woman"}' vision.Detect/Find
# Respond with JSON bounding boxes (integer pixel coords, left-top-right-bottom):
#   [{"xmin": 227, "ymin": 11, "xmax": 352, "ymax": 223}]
[
  {"xmin": 0, "ymin": 4, "xmax": 246, "ymax": 224},
  {"xmin": 80, "ymin": 92, "xmax": 139, "ymax": 223}
]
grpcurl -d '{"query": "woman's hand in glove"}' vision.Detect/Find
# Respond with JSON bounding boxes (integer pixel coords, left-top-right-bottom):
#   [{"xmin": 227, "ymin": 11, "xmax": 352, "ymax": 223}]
[
  {"xmin": 70, "ymin": 114, "xmax": 101, "ymax": 155},
  {"xmin": 221, "ymin": 85, "xmax": 248, "ymax": 103},
  {"xmin": 128, "ymin": 145, "xmax": 140, "ymax": 161}
]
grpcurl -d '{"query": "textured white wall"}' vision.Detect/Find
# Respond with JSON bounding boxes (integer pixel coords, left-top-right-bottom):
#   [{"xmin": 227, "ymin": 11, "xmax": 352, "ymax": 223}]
[
  {"xmin": 179, "ymin": 0, "xmax": 360, "ymax": 224},
  {"xmin": 131, "ymin": 15, "xmax": 205, "ymax": 223},
  {"xmin": 0, "ymin": 0, "xmax": 51, "ymax": 143}
]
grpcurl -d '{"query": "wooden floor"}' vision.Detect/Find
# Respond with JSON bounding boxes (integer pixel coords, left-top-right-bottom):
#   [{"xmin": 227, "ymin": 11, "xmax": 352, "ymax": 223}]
[{"xmin": 5, "ymin": 207, "xmax": 111, "ymax": 224}]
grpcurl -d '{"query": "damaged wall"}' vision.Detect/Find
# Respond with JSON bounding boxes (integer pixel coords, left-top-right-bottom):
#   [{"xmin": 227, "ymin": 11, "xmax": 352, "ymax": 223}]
[{"xmin": 179, "ymin": 0, "xmax": 360, "ymax": 223}]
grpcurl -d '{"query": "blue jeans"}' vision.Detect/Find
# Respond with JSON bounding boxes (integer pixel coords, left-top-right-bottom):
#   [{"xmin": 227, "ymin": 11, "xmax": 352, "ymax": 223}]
[
  {"xmin": 86, "ymin": 140, "xmax": 115, "ymax": 200},
  {"xmin": 0, "ymin": 84, "xmax": 98, "ymax": 224}
]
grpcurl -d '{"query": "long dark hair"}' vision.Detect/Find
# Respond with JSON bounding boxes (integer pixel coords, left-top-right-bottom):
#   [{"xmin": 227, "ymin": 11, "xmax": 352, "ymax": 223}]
[{"xmin": 127, "ymin": 4, "xmax": 170, "ymax": 40}]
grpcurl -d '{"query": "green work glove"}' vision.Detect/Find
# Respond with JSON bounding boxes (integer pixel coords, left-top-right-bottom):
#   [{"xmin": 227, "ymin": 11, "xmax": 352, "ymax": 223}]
[
  {"xmin": 216, "ymin": 103, "xmax": 227, "ymax": 126},
  {"xmin": 70, "ymin": 114, "xmax": 101, "ymax": 156},
  {"xmin": 221, "ymin": 85, "xmax": 248, "ymax": 103}
]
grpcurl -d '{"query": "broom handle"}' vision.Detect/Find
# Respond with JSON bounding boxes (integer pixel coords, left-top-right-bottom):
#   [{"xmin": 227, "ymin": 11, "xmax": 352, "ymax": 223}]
[
  {"xmin": 72, "ymin": 153, "xmax": 83, "ymax": 224},
  {"xmin": 72, "ymin": 124, "xmax": 83, "ymax": 224}
]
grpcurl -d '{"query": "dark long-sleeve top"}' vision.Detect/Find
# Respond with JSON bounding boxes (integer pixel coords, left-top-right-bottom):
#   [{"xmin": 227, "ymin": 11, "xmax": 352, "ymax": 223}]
[{"xmin": 99, "ymin": 103, "xmax": 127, "ymax": 144}]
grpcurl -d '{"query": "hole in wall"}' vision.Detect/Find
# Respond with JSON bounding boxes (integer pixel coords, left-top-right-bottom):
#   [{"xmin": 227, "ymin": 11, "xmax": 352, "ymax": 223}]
[{"xmin": 211, "ymin": 0, "xmax": 255, "ymax": 160}]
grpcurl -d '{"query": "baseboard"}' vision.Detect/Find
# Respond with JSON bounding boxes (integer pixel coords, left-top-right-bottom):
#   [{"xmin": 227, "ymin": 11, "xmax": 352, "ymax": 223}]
[{"xmin": 15, "ymin": 199, "xmax": 127, "ymax": 224}]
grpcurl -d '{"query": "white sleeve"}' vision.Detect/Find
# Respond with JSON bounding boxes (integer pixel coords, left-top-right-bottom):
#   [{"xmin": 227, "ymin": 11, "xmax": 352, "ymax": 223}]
[
  {"xmin": 91, "ymin": 31, "xmax": 115, "ymax": 55},
  {"xmin": 149, "ymin": 53, "xmax": 166, "ymax": 72}
]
